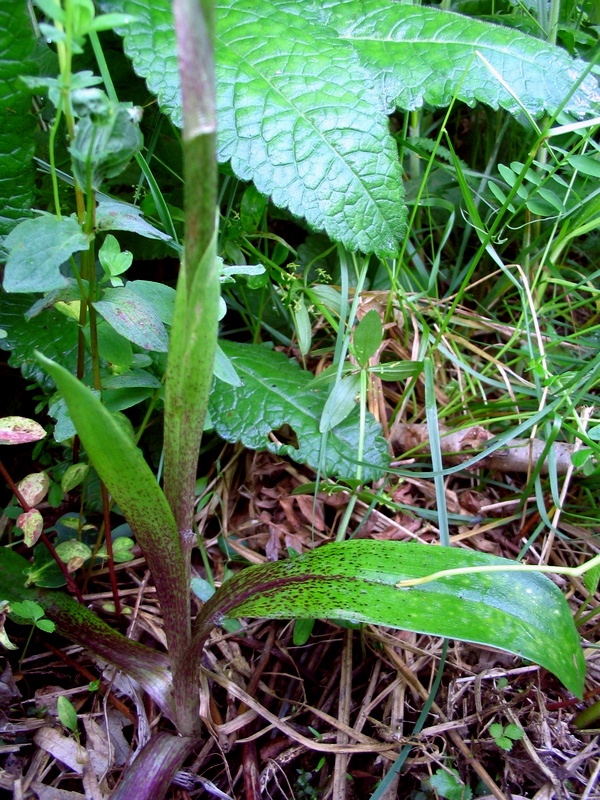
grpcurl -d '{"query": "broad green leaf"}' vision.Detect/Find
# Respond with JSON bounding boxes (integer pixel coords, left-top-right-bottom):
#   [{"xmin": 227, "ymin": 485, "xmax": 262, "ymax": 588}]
[
  {"xmin": 93, "ymin": 287, "xmax": 169, "ymax": 351},
  {"xmin": 568, "ymin": 154, "xmax": 600, "ymax": 178},
  {"xmin": 215, "ymin": 0, "xmax": 406, "ymax": 256},
  {"xmin": 96, "ymin": 319, "xmax": 134, "ymax": 368},
  {"xmin": 101, "ymin": 0, "xmax": 406, "ymax": 255},
  {"xmin": 102, "ymin": 369, "xmax": 161, "ymax": 390},
  {"xmin": 429, "ymin": 768, "xmax": 472, "ymax": 800},
  {"xmin": 101, "ymin": 0, "xmax": 600, "ymax": 255},
  {"xmin": 70, "ymin": 99, "xmax": 143, "ymax": 190},
  {"xmin": 98, "ymin": 536, "xmax": 135, "ymax": 563},
  {"xmin": 36, "ymin": 354, "xmax": 191, "ymax": 667},
  {"xmin": 10, "ymin": 600, "xmax": 45, "ymax": 623},
  {"xmin": 61, "ymin": 463, "xmax": 89, "ymax": 494},
  {"xmin": 99, "ymin": 234, "xmax": 133, "ymax": 280},
  {"xmin": 127, "ymin": 280, "xmax": 177, "ymax": 325},
  {"xmin": 96, "ymin": 197, "xmax": 173, "ymax": 242},
  {"xmin": 198, "ymin": 540, "xmax": 585, "ymax": 697},
  {"xmin": 210, "ymin": 341, "xmax": 389, "ymax": 481},
  {"xmin": 27, "ymin": 543, "xmax": 70, "ymax": 588},
  {"xmin": 55, "ymin": 539, "xmax": 92, "ymax": 565},
  {"xmin": 0, "ymin": 0, "xmax": 37, "ymax": 241},
  {"xmin": 319, "ymin": 0, "xmax": 599, "ymax": 117},
  {"xmin": 3, "ymin": 217, "xmax": 90, "ymax": 293}
]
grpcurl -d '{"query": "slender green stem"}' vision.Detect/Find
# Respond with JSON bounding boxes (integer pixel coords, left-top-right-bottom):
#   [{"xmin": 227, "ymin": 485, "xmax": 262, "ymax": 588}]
[
  {"xmin": 396, "ymin": 553, "xmax": 600, "ymax": 588},
  {"xmin": 48, "ymin": 108, "xmax": 63, "ymax": 219}
]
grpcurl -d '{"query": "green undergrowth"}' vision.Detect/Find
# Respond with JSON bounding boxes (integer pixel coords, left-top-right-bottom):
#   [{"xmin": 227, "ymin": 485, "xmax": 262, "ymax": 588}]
[{"xmin": 1, "ymin": 0, "xmax": 600, "ymax": 797}]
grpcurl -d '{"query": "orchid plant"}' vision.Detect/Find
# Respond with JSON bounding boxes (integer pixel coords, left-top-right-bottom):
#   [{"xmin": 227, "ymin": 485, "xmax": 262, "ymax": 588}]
[{"xmin": 0, "ymin": 0, "xmax": 589, "ymax": 798}]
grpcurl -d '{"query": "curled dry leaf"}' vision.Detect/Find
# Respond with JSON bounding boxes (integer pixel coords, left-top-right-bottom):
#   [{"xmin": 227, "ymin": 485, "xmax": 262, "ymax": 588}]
[{"xmin": 0, "ymin": 416, "xmax": 46, "ymax": 445}]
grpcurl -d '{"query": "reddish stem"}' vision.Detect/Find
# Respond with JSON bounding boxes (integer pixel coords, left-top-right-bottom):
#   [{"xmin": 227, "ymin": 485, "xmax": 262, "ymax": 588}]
[
  {"xmin": 0, "ymin": 458, "xmax": 84, "ymax": 603},
  {"xmin": 100, "ymin": 483, "xmax": 121, "ymax": 615}
]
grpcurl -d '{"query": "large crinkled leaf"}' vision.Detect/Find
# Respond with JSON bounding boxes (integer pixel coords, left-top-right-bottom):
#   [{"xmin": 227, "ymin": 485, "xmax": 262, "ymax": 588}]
[
  {"xmin": 0, "ymin": 294, "xmax": 81, "ymax": 391},
  {"xmin": 209, "ymin": 341, "xmax": 389, "ymax": 481},
  {"xmin": 318, "ymin": 0, "xmax": 600, "ymax": 117},
  {"xmin": 198, "ymin": 540, "xmax": 585, "ymax": 698},
  {"xmin": 0, "ymin": 0, "xmax": 37, "ymax": 244},
  {"xmin": 215, "ymin": 0, "xmax": 405, "ymax": 255},
  {"xmin": 100, "ymin": 0, "xmax": 599, "ymax": 256},
  {"xmin": 100, "ymin": 0, "xmax": 406, "ymax": 255}
]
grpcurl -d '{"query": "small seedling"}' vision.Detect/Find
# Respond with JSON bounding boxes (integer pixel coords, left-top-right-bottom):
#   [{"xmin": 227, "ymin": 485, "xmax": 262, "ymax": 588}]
[
  {"xmin": 429, "ymin": 767, "xmax": 472, "ymax": 800},
  {"xmin": 57, "ymin": 694, "xmax": 79, "ymax": 735},
  {"xmin": 489, "ymin": 722, "xmax": 524, "ymax": 751},
  {"xmin": 57, "ymin": 695, "xmax": 82, "ymax": 749},
  {"xmin": 9, "ymin": 600, "xmax": 56, "ymax": 667}
]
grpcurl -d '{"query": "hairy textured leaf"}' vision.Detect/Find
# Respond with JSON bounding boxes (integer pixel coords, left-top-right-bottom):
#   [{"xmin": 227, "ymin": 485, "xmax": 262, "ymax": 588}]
[
  {"xmin": 101, "ymin": 0, "xmax": 405, "ymax": 255},
  {"xmin": 199, "ymin": 540, "xmax": 585, "ymax": 697},
  {"xmin": 0, "ymin": 0, "xmax": 37, "ymax": 242},
  {"xmin": 318, "ymin": 0, "xmax": 600, "ymax": 116},
  {"xmin": 101, "ymin": 0, "xmax": 599, "ymax": 255},
  {"xmin": 210, "ymin": 341, "xmax": 389, "ymax": 480},
  {"xmin": 215, "ymin": 0, "xmax": 405, "ymax": 256}
]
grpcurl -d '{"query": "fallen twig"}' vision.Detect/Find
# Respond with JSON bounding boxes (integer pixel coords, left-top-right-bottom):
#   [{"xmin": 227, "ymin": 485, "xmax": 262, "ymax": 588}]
[{"xmin": 392, "ymin": 423, "xmax": 581, "ymax": 475}]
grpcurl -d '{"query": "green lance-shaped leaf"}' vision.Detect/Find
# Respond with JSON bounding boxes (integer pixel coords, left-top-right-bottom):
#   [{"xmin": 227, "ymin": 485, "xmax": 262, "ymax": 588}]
[
  {"xmin": 0, "ymin": 546, "xmax": 175, "ymax": 720},
  {"xmin": 191, "ymin": 541, "xmax": 585, "ymax": 698},
  {"xmin": 0, "ymin": 0, "xmax": 37, "ymax": 241},
  {"xmin": 36, "ymin": 353, "xmax": 191, "ymax": 671}
]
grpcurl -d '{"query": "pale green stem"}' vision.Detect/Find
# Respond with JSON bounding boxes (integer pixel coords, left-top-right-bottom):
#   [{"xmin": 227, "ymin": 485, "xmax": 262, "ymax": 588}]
[{"xmin": 396, "ymin": 553, "xmax": 600, "ymax": 588}]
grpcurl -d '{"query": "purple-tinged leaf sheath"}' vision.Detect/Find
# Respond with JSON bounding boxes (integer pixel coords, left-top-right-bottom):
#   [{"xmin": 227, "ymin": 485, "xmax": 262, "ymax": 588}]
[
  {"xmin": 0, "ymin": 547, "xmax": 175, "ymax": 720},
  {"xmin": 173, "ymin": 0, "xmax": 216, "ymax": 140},
  {"xmin": 110, "ymin": 731, "xmax": 198, "ymax": 800}
]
